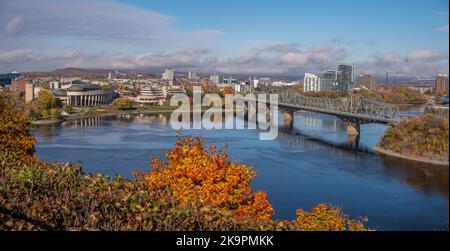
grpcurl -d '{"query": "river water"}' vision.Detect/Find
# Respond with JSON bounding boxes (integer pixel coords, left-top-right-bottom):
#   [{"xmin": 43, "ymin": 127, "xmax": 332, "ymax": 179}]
[{"xmin": 30, "ymin": 105, "xmax": 449, "ymax": 230}]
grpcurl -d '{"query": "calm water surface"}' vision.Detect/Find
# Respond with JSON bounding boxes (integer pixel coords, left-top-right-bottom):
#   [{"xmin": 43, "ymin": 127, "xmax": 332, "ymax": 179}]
[{"xmin": 30, "ymin": 106, "xmax": 449, "ymax": 230}]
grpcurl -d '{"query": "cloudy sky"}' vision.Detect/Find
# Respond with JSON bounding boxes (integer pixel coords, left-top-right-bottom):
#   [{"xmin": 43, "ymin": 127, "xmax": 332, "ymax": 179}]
[{"xmin": 0, "ymin": 0, "xmax": 448, "ymax": 78}]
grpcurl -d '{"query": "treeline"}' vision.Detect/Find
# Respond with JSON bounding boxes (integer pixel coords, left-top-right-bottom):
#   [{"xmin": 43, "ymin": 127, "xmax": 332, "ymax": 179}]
[
  {"xmin": 378, "ymin": 114, "xmax": 449, "ymax": 162},
  {"xmin": 0, "ymin": 92, "xmax": 368, "ymax": 231},
  {"xmin": 354, "ymin": 87, "xmax": 427, "ymax": 104}
]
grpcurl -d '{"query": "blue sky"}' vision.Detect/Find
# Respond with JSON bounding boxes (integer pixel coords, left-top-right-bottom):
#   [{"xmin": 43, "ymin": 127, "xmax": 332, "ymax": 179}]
[
  {"xmin": 126, "ymin": 0, "xmax": 449, "ymax": 57},
  {"xmin": 0, "ymin": 0, "xmax": 448, "ymax": 77}
]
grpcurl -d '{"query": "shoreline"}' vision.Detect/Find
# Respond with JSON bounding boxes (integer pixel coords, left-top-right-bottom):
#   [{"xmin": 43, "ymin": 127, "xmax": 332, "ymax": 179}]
[
  {"xmin": 29, "ymin": 107, "xmax": 243, "ymax": 126},
  {"xmin": 374, "ymin": 145, "xmax": 449, "ymax": 166},
  {"xmin": 30, "ymin": 108, "xmax": 175, "ymax": 126}
]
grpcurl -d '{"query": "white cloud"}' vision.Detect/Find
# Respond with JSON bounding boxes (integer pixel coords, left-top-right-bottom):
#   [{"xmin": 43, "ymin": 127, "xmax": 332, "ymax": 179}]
[
  {"xmin": 435, "ymin": 24, "xmax": 449, "ymax": 33},
  {"xmin": 4, "ymin": 15, "xmax": 23, "ymax": 34},
  {"xmin": 0, "ymin": 0, "xmax": 222, "ymax": 49}
]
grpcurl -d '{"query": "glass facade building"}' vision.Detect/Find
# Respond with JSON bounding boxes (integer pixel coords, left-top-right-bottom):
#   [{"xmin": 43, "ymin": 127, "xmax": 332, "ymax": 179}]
[{"xmin": 337, "ymin": 64, "xmax": 354, "ymax": 92}]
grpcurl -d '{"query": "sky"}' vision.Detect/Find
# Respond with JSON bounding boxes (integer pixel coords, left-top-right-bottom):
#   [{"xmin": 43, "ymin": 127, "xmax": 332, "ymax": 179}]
[{"xmin": 0, "ymin": 0, "xmax": 448, "ymax": 78}]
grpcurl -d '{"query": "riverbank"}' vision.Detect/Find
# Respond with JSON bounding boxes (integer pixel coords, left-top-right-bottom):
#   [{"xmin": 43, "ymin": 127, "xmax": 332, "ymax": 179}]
[
  {"xmin": 30, "ymin": 106, "xmax": 176, "ymax": 126},
  {"xmin": 374, "ymin": 145, "xmax": 449, "ymax": 166}
]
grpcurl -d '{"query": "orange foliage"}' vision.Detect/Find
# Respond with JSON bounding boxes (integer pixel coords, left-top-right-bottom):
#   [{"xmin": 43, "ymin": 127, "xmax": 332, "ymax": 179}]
[
  {"xmin": 144, "ymin": 135, "xmax": 274, "ymax": 221},
  {"xmin": 295, "ymin": 203, "xmax": 368, "ymax": 231}
]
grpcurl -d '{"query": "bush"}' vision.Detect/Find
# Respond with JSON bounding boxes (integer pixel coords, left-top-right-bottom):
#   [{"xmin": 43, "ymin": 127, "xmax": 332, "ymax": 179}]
[
  {"xmin": 63, "ymin": 103, "xmax": 72, "ymax": 113},
  {"xmin": 50, "ymin": 108, "xmax": 59, "ymax": 118},
  {"xmin": 41, "ymin": 109, "xmax": 49, "ymax": 118},
  {"xmin": 295, "ymin": 204, "xmax": 368, "ymax": 231}
]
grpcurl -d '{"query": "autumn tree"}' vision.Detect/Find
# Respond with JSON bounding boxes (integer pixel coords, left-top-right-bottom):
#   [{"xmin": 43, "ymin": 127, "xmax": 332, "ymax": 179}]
[
  {"xmin": 113, "ymin": 98, "xmax": 133, "ymax": 110},
  {"xmin": 221, "ymin": 86, "xmax": 234, "ymax": 95},
  {"xmin": 37, "ymin": 89, "xmax": 56, "ymax": 110},
  {"xmin": 0, "ymin": 92, "xmax": 35, "ymax": 156},
  {"xmin": 145, "ymin": 135, "xmax": 274, "ymax": 221}
]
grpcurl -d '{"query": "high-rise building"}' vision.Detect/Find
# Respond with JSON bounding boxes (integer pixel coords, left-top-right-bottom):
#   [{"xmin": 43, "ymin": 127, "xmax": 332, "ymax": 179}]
[
  {"xmin": 322, "ymin": 70, "xmax": 340, "ymax": 92},
  {"xmin": 303, "ymin": 73, "xmax": 321, "ymax": 92},
  {"xmin": 162, "ymin": 69, "xmax": 174, "ymax": 81},
  {"xmin": 435, "ymin": 74, "xmax": 449, "ymax": 95},
  {"xmin": 357, "ymin": 74, "xmax": 379, "ymax": 89},
  {"xmin": 337, "ymin": 64, "xmax": 354, "ymax": 92}
]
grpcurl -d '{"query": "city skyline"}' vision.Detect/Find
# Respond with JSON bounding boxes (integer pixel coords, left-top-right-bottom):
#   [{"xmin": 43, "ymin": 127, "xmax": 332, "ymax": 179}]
[{"xmin": 0, "ymin": 0, "xmax": 448, "ymax": 78}]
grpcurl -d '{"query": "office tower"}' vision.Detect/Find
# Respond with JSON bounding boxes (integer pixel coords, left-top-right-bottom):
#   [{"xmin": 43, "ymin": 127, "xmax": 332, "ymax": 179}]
[
  {"xmin": 337, "ymin": 64, "xmax": 354, "ymax": 92},
  {"xmin": 435, "ymin": 74, "xmax": 449, "ymax": 95}
]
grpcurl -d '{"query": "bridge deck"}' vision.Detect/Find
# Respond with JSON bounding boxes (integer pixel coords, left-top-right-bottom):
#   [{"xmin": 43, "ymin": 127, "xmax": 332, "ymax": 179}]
[{"xmin": 234, "ymin": 91, "xmax": 400, "ymax": 125}]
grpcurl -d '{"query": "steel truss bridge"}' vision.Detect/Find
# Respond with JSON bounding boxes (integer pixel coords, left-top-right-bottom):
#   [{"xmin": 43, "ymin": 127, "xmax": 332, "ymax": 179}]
[{"xmin": 235, "ymin": 90, "xmax": 400, "ymax": 134}]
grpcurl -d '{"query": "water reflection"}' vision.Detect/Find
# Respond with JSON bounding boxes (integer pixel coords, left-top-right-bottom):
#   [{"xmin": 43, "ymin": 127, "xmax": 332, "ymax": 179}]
[
  {"xmin": 380, "ymin": 155, "xmax": 449, "ymax": 199},
  {"xmin": 276, "ymin": 129, "xmax": 449, "ymax": 200}
]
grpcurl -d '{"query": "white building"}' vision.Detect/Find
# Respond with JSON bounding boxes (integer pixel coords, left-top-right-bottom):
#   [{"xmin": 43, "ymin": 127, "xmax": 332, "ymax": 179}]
[
  {"xmin": 49, "ymin": 81, "xmax": 61, "ymax": 90},
  {"xmin": 259, "ymin": 77, "xmax": 271, "ymax": 87},
  {"xmin": 162, "ymin": 69, "xmax": 174, "ymax": 81},
  {"xmin": 251, "ymin": 78, "xmax": 259, "ymax": 88},
  {"xmin": 303, "ymin": 73, "xmax": 321, "ymax": 92},
  {"xmin": 234, "ymin": 82, "xmax": 252, "ymax": 93},
  {"xmin": 136, "ymin": 85, "xmax": 165, "ymax": 105},
  {"xmin": 210, "ymin": 75, "xmax": 220, "ymax": 84},
  {"xmin": 188, "ymin": 70, "xmax": 198, "ymax": 80},
  {"xmin": 271, "ymin": 81, "xmax": 297, "ymax": 87}
]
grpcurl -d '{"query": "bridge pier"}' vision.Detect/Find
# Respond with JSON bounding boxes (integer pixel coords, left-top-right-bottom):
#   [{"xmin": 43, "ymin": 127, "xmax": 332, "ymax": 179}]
[
  {"xmin": 346, "ymin": 123, "xmax": 360, "ymax": 135},
  {"xmin": 283, "ymin": 110, "xmax": 294, "ymax": 130}
]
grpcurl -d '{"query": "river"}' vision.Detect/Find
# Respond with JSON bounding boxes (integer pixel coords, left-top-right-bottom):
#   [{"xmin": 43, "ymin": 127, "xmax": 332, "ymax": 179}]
[{"xmin": 30, "ymin": 105, "xmax": 449, "ymax": 230}]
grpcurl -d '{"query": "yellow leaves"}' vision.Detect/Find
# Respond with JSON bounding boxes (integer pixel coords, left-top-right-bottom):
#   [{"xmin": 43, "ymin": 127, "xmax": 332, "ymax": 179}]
[
  {"xmin": 294, "ymin": 204, "xmax": 367, "ymax": 231},
  {"xmin": 0, "ymin": 92, "xmax": 36, "ymax": 156}
]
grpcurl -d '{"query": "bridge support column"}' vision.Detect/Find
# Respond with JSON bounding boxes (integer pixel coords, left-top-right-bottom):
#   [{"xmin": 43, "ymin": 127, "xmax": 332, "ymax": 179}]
[
  {"xmin": 346, "ymin": 123, "xmax": 360, "ymax": 135},
  {"xmin": 283, "ymin": 110, "xmax": 294, "ymax": 130}
]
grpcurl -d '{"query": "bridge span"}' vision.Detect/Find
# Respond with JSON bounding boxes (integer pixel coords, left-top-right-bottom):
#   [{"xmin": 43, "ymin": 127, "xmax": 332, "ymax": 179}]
[{"xmin": 235, "ymin": 90, "xmax": 400, "ymax": 134}]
